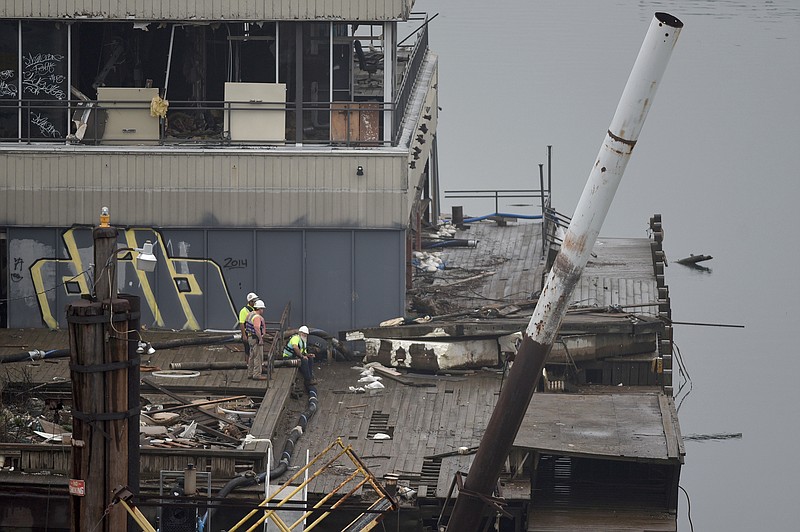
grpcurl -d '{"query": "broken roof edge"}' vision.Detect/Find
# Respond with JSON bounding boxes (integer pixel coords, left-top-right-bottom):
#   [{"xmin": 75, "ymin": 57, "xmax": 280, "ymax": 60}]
[{"xmin": 345, "ymin": 312, "xmax": 665, "ymax": 341}]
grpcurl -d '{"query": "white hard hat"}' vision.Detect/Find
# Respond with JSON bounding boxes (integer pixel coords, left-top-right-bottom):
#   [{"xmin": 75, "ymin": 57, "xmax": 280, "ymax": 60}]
[
  {"xmin": 246, "ymin": 292, "xmax": 259, "ymax": 302},
  {"xmin": 298, "ymin": 325, "xmax": 310, "ymax": 334},
  {"xmin": 253, "ymin": 300, "xmax": 266, "ymax": 309}
]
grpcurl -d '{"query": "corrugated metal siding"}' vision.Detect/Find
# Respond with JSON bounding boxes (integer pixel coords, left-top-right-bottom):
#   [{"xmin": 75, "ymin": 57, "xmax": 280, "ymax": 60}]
[
  {"xmin": 6, "ymin": 226, "xmax": 405, "ymax": 332},
  {"xmin": 0, "ymin": 150, "xmax": 409, "ymax": 229},
  {"xmin": 0, "ymin": 0, "xmax": 412, "ymax": 21}
]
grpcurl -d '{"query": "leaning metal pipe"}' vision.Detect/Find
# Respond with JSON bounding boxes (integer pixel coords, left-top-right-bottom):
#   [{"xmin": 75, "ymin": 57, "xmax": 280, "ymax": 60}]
[{"xmin": 446, "ymin": 12, "xmax": 683, "ymax": 530}]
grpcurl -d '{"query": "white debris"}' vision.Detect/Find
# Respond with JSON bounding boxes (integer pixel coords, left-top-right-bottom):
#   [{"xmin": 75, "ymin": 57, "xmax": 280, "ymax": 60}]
[
  {"xmin": 398, "ymin": 486, "xmax": 417, "ymax": 500},
  {"xmin": 179, "ymin": 421, "xmax": 197, "ymax": 438}
]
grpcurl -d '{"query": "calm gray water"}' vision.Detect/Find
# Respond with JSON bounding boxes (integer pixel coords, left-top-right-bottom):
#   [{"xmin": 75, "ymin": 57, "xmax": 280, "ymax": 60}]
[{"xmin": 414, "ymin": 0, "xmax": 800, "ymax": 529}]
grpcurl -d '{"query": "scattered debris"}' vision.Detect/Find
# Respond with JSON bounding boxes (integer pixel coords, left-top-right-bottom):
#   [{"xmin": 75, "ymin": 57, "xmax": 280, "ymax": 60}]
[{"xmin": 412, "ymin": 250, "xmax": 445, "ymax": 272}]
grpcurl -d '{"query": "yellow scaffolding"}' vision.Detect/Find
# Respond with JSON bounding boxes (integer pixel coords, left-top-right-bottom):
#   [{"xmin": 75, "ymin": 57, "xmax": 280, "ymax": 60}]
[
  {"xmin": 111, "ymin": 486, "xmax": 157, "ymax": 532},
  {"xmin": 229, "ymin": 437, "xmax": 396, "ymax": 532}
]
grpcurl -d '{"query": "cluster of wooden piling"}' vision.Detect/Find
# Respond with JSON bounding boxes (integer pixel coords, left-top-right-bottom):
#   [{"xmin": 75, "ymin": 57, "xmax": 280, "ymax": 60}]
[{"xmin": 650, "ymin": 214, "xmax": 673, "ymax": 396}]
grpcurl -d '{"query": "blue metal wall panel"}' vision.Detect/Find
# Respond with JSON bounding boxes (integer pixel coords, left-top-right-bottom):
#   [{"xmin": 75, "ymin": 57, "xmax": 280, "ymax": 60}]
[
  {"xmin": 8, "ymin": 228, "xmax": 59, "ymax": 328},
  {"xmin": 207, "ymin": 230, "xmax": 254, "ymax": 329},
  {"xmin": 354, "ymin": 230, "xmax": 404, "ymax": 327},
  {"xmin": 4, "ymin": 227, "xmax": 405, "ymax": 335},
  {"xmin": 256, "ymin": 231, "xmax": 304, "ymax": 327},
  {"xmin": 305, "ymin": 232, "xmax": 354, "ymax": 335}
]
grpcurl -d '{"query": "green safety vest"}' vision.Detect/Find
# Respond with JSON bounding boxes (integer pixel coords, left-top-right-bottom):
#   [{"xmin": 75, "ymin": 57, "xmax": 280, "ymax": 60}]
[{"xmin": 283, "ymin": 334, "xmax": 306, "ymax": 358}]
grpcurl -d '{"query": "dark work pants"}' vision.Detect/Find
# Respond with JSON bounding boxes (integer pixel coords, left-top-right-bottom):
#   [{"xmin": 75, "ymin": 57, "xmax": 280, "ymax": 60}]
[
  {"xmin": 242, "ymin": 338, "xmax": 250, "ymax": 361},
  {"xmin": 299, "ymin": 357, "xmax": 314, "ymax": 382}
]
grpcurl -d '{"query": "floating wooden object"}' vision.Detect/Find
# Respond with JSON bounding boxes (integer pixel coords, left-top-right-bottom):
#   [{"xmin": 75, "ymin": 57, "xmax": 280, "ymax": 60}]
[{"xmin": 676, "ymin": 254, "xmax": 712, "ymax": 265}]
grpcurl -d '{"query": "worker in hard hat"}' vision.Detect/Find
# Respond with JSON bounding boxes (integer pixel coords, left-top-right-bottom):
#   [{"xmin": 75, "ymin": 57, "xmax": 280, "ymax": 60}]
[
  {"xmin": 238, "ymin": 292, "xmax": 259, "ymax": 362},
  {"xmin": 245, "ymin": 300, "xmax": 268, "ymax": 381},
  {"xmin": 283, "ymin": 325, "xmax": 317, "ymax": 386}
]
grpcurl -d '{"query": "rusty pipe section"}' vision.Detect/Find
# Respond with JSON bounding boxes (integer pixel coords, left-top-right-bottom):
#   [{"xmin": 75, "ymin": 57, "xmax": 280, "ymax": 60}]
[
  {"xmin": 446, "ymin": 12, "xmax": 683, "ymax": 531},
  {"xmin": 527, "ymin": 11, "xmax": 683, "ymax": 345}
]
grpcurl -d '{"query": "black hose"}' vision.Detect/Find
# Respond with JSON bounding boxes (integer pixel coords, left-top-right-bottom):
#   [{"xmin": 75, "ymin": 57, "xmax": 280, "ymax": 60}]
[
  {"xmin": 0, "ymin": 348, "xmax": 69, "ymax": 364},
  {"xmin": 0, "ymin": 334, "xmax": 240, "ymax": 364},
  {"xmin": 422, "ymin": 238, "xmax": 478, "ymax": 249},
  {"xmin": 201, "ymin": 387, "xmax": 319, "ymax": 527},
  {"xmin": 256, "ymin": 387, "xmax": 318, "ymax": 484},
  {"xmin": 305, "ymin": 328, "xmax": 353, "ymax": 361},
  {"xmin": 150, "ymin": 333, "xmax": 240, "ymax": 350}
]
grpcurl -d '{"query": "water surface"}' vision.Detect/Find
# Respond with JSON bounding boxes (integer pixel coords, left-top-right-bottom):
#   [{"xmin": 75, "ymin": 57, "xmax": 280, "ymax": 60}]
[{"xmin": 415, "ymin": 1, "xmax": 800, "ymax": 529}]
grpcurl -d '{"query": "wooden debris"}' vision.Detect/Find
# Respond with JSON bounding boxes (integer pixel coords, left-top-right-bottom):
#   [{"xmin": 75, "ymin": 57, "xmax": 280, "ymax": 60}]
[
  {"xmin": 158, "ymin": 395, "xmax": 248, "ymax": 413},
  {"xmin": 676, "ymin": 253, "xmax": 712, "ymax": 265},
  {"xmin": 371, "ymin": 365, "xmax": 436, "ymax": 387},
  {"xmin": 141, "ymin": 377, "xmax": 249, "ymax": 441}
]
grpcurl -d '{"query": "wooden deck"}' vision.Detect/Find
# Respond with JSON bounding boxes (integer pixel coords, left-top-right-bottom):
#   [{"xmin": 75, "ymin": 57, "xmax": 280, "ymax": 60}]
[
  {"xmin": 420, "ymin": 222, "xmax": 661, "ymax": 316},
  {"xmin": 292, "ymin": 364, "xmax": 503, "ymax": 499},
  {"xmin": 290, "ymin": 362, "xmax": 683, "ymax": 500},
  {"xmin": 515, "ymin": 392, "xmax": 683, "ymax": 463},
  {"xmin": 423, "ymin": 220, "xmax": 545, "ymax": 311},
  {"xmin": 575, "ymin": 237, "xmax": 661, "ymax": 315},
  {"xmin": 527, "ymin": 507, "xmax": 677, "ymax": 532},
  {"xmin": 0, "ymin": 329, "xmax": 294, "ymax": 397}
]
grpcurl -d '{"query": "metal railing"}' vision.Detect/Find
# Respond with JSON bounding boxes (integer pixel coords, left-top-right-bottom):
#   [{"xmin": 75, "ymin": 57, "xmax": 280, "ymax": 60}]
[
  {"xmin": 444, "ymin": 189, "xmax": 548, "ymax": 219},
  {"xmin": 1, "ymin": 30, "xmax": 432, "ymax": 150},
  {"xmin": 443, "ymin": 187, "xmax": 574, "ymax": 265},
  {"xmin": 542, "ymin": 205, "xmax": 571, "ymax": 271},
  {"xmin": 262, "ymin": 302, "xmax": 291, "ymax": 383},
  {"xmin": 393, "ymin": 20, "xmax": 429, "ymax": 144},
  {"xmin": 1, "ymin": 98, "xmax": 398, "ymax": 147}
]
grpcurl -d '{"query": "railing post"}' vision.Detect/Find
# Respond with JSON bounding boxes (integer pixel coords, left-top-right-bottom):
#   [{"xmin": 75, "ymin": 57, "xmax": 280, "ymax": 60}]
[
  {"xmin": 539, "ymin": 164, "xmax": 546, "ymax": 258},
  {"xmin": 547, "ymin": 144, "xmax": 552, "ymax": 201}
]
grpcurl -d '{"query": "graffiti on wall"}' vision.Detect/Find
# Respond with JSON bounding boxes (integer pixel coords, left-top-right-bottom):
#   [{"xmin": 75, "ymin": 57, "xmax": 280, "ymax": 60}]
[{"xmin": 27, "ymin": 226, "xmax": 237, "ymax": 330}]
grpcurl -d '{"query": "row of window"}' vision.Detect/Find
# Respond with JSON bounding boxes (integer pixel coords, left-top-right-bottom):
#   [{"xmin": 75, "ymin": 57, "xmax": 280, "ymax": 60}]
[{"xmin": 0, "ymin": 20, "xmax": 390, "ymax": 143}]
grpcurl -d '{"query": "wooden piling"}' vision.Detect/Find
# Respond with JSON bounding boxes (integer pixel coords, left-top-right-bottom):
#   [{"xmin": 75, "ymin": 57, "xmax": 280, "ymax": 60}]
[{"xmin": 69, "ymin": 225, "xmax": 131, "ymax": 532}]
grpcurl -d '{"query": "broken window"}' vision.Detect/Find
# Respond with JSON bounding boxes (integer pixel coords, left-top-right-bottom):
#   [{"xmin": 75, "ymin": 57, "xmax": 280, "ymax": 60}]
[
  {"xmin": 0, "ymin": 21, "xmax": 19, "ymax": 139},
  {"xmin": 0, "ymin": 20, "xmax": 389, "ymax": 145},
  {"xmin": 0, "ymin": 21, "xmax": 69, "ymax": 141}
]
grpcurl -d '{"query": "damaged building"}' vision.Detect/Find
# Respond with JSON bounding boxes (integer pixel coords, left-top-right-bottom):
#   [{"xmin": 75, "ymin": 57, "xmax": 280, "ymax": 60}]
[{"xmin": 0, "ymin": 0, "xmax": 439, "ymax": 334}]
